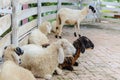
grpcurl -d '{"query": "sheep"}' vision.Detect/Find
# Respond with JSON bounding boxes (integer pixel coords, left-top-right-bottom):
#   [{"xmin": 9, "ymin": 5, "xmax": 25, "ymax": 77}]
[
  {"xmin": 39, "ymin": 21, "xmax": 52, "ymax": 35},
  {"xmin": 28, "ymin": 21, "xmax": 52, "ymax": 46},
  {"xmin": 28, "ymin": 29, "xmax": 49, "ymax": 46},
  {"xmin": 0, "ymin": 45, "xmax": 36, "ymax": 80},
  {"xmin": 59, "ymin": 36, "xmax": 94, "ymax": 71},
  {"xmin": 55, "ymin": 5, "xmax": 96, "ymax": 38},
  {"xmin": 20, "ymin": 39, "xmax": 76, "ymax": 80},
  {"xmin": 51, "ymin": 20, "xmax": 57, "ymax": 33}
]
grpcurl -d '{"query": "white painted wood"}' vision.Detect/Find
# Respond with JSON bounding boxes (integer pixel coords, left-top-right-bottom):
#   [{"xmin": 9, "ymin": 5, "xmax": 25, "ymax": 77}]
[
  {"xmin": 17, "ymin": 7, "xmax": 37, "ymax": 22},
  {"xmin": 41, "ymin": 6, "xmax": 57, "ymax": 13},
  {"xmin": 61, "ymin": 5, "xmax": 78, "ymax": 9},
  {"xmin": 61, "ymin": 0, "xmax": 78, "ymax": 3},
  {"xmin": 37, "ymin": 0, "xmax": 42, "ymax": 26},
  {"xmin": 0, "ymin": 14, "xmax": 11, "ymax": 35},
  {"xmin": 40, "ymin": 0, "xmax": 57, "ymax": 3},
  {"xmin": 57, "ymin": 0, "xmax": 61, "ymax": 10},
  {"xmin": 18, "ymin": 0, "xmax": 37, "ymax": 4},
  {"xmin": 18, "ymin": 19, "xmax": 37, "ymax": 37},
  {"xmin": 102, "ymin": 7, "xmax": 120, "ymax": 13},
  {"xmin": 11, "ymin": 0, "xmax": 22, "ymax": 46},
  {"xmin": 0, "ymin": 0, "xmax": 11, "ymax": 8},
  {"xmin": 0, "ymin": 8, "xmax": 12, "ymax": 14},
  {"xmin": 102, "ymin": 2, "xmax": 120, "ymax": 6},
  {"xmin": 0, "ymin": 33, "xmax": 11, "ymax": 57},
  {"xmin": 19, "ymin": 35, "xmax": 29, "ymax": 46},
  {"xmin": 42, "ymin": 13, "xmax": 56, "ymax": 21}
]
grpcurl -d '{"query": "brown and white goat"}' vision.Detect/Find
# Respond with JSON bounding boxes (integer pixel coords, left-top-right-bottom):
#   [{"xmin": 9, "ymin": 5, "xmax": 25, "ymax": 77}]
[
  {"xmin": 55, "ymin": 5, "xmax": 96, "ymax": 38},
  {"xmin": 59, "ymin": 36, "xmax": 94, "ymax": 71}
]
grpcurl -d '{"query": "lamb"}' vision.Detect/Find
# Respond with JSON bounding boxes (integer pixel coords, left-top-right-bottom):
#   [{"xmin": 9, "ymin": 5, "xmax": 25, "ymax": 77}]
[
  {"xmin": 0, "ymin": 45, "xmax": 36, "ymax": 80},
  {"xmin": 20, "ymin": 39, "xmax": 76, "ymax": 80},
  {"xmin": 28, "ymin": 29, "xmax": 49, "ymax": 47},
  {"xmin": 28, "ymin": 21, "xmax": 52, "ymax": 46},
  {"xmin": 39, "ymin": 21, "xmax": 52, "ymax": 35},
  {"xmin": 59, "ymin": 36, "xmax": 94, "ymax": 71},
  {"xmin": 55, "ymin": 5, "xmax": 96, "ymax": 38}
]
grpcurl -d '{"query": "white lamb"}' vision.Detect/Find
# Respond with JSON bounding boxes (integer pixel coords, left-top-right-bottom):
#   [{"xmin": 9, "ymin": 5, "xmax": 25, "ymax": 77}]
[
  {"xmin": 0, "ymin": 45, "xmax": 36, "ymax": 80},
  {"xmin": 55, "ymin": 5, "xmax": 96, "ymax": 38},
  {"xmin": 39, "ymin": 21, "xmax": 52, "ymax": 35},
  {"xmin": 28, "ymin": 29, "xmax": 49, "ymax": 46},
  {"xmin": 20, "ymin": 39, "xmax": 76, "ymax": 80}
]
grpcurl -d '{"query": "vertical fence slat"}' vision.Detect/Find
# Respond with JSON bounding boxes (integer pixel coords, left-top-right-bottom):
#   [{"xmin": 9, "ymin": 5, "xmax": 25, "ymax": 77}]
[
  {"xmin": 11, "ymin": 0, "xmax": 22, "ymax": 46},
  {"xmin": 57, "ymin": 0, "xmax": 61, "ymax": 10},
  {"xmin": 37, "ymin": 0, "xmax": 42, "ymax": 27}
]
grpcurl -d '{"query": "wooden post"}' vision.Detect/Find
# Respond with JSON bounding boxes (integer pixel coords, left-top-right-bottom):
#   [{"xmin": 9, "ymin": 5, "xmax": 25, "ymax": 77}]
[
  {"xmin": 37, "ymin": 0, "xmax": 42, "ymax": 27},
  {"xmin": 79, "ymin": 0, "xmax": 83, "ymax": 9},
  {"xmin": 57, "ymin": 0, "xmax": 61, "ymax": 10},
  {"xmin": 22, "ymin": 4, "xmax": 28, "ymax": 24},
  {"xmin": 11, "ymin": 0, "xmax": 21, "ymax": 46}
]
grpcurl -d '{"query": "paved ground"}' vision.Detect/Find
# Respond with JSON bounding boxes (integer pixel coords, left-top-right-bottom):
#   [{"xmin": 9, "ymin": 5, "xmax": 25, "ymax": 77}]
[{"xmin": 37, "ymin": 21, "xmax": 120, "ymax": 80}]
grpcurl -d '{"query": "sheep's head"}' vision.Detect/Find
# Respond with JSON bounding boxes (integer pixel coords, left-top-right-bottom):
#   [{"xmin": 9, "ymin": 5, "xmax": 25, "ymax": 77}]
[
  {"xmin": 73, "ymin": 36, "xmax": 94, "ymax": 54},
  {"xmin": 58, "ymin": 39, "xmax": 76, "ymax": 56},
  {"xmin": 81, "ymin": 36, "xmax": 94, "ymax": 49},
  {"xmin": 56, "ymin": 39, "xmax": 76, "ymax": 64},
  {"xmin": 2, "ymin": 45, "xmax": 24, "ymax": 64},
  {"xmin": 89, "ymin": 5, "xmax": 96, "ymax": 13}
]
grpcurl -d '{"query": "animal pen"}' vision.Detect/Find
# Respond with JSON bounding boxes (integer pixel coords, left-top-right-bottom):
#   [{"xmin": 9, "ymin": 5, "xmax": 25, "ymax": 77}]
[{"xmin": 0, "ymin": 0, "xmax": 120, "ymax": 62}]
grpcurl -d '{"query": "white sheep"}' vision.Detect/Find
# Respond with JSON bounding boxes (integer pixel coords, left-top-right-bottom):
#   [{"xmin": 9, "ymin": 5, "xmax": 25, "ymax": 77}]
[
  {"xmin": 55, "ymin": 5, "xmax": 96, "ymax": 38},
  {"xmin": 0, "ymin": 45, "xmax": 36, "ymax": 80},
  {"xmin": 20, "ymin": 39, "xmax": 76, "ymax": 80},
  {"xmin": 51, "ymin": 20, "xmax": 57, "ymax": 33},
  {"xmin": 39, "ymin": 21, "xmax": 52, "ymax": 35},
  {"xmin": 28, "ymin": 29, "xmax": 49, "ymax": 46}
]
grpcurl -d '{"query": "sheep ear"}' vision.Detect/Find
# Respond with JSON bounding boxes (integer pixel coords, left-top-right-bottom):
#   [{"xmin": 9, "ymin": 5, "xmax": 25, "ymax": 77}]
[{"xmin": 58, "ymin": 47, "xmax": 64, "ymax": 64}]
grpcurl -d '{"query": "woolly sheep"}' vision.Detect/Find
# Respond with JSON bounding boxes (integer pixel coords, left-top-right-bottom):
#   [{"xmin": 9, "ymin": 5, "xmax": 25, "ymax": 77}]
[
  {"xmin": 39, "ymin": 21, "xmax": 52, "ymax": 35},
  {"xmin": 28, "ymin": 29, "xmax": 49, "ymax": 46},
  {"xmin": 51, "ymin": 20, "xmax": 57, "ymax": 33},
  {"xmin": 59, "ymin": 36, "xmax": 94, "ymax": 71},
  {"xmin": 55, "ymin": 5, "xmax": 96, "ymax": 38},
  {"xmin": 20, "ymin": 39, "xmax": 76, "ymax": 80},
  {"xmin": 0, "ymin": 45, "xmax": 36, "ymax": 80}
]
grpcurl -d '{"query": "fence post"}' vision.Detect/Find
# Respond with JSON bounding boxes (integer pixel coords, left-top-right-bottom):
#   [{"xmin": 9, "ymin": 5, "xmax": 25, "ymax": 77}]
[
  {"xmin": 97, "ymin": 0, "xmax": 101, "ymax": 22},
  {"xmin": 11, "ymin": 0, "xmax": 21, "ymax": 46},
  {"xmin": 57, "ymin": 0, "xmax": 61, "ymax": 10},
  {"xmin": 22, "ymin": 4, "xmax": 29, "ymax": 24},
  {"xmin": 79, "ymin": 0, "xmax": 83, "ymax": 9},
  {"xmin": 37, "ymin": 0, "xmax": 42, "ymax": 27}
]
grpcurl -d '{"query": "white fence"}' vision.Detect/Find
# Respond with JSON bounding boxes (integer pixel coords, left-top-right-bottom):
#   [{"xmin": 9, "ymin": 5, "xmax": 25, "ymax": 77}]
[
  {"xmin": 0, "ymin": 0, "xmax": 79, "ymax": 56},
  {"xmin": 0, "ymin": 0, "xmax": 119, "ymax": 56}
]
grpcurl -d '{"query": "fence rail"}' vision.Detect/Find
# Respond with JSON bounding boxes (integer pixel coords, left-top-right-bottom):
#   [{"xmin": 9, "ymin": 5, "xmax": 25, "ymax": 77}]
[{"xmin": 0, "ymin": 0, "xmax": 120, "ymax": 56}]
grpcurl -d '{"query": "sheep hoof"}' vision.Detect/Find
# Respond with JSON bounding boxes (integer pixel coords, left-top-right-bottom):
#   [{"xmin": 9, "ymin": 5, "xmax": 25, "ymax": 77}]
[
  {"xmin": 55, "ymin": 35, "xmax": 58, "ymax": 38},
  {"xmin": 74, "ymin": 32, "xmax": 77, "ymax": 37},
  {"xmin": 44, "ymin": 74, "xmax": 52, "ymax": 80},
  {"xmin": 59, "ymin": 36, "xmax": 62, "ymax": 39},
  {"xmin": 63, "ymin": 66, "xmax": 74, "ymax": 71},
  {"xmin": 74, "ymin": 62, "xmax": 79, "ymax": 66},
  {"xmin": 78, "ymin": 34, "xmax": 81, "ymax": 37}
]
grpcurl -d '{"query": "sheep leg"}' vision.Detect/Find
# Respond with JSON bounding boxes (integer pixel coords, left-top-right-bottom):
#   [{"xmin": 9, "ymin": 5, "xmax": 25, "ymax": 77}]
[
  {"xmin": 77, "ymin": 21, "xmax": 81, "ymax": 37},
  {"xmin": 58, "ymin": 22, "xmax": 65, "ymax": 39},
  {"xmin": 74, "ymin": 25, "xmax": 77, "ymax": 37},
  {"xmin": 55, "ymin": 67, "xmax": 62, "ymax": 75}
]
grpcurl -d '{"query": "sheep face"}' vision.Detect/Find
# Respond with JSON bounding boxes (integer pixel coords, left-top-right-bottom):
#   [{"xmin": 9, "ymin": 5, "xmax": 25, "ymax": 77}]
[
  {"xmin": 73, "ymin": 36, "xmax": 94, "ymax": 54},
  {"xmin": 59, "ymin": 39, "xmax": 76, "ymax": 56},
  {"xmin": 89, "ymin": 5, "xmax": 96, "ymax": 13},
  {"xmin": 81, "ymin": 36, "xmax": 94, "ymax": 49},
  {"xmin": 2, "ymin": 45, "xmax": 24, "ymax": 64}
]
